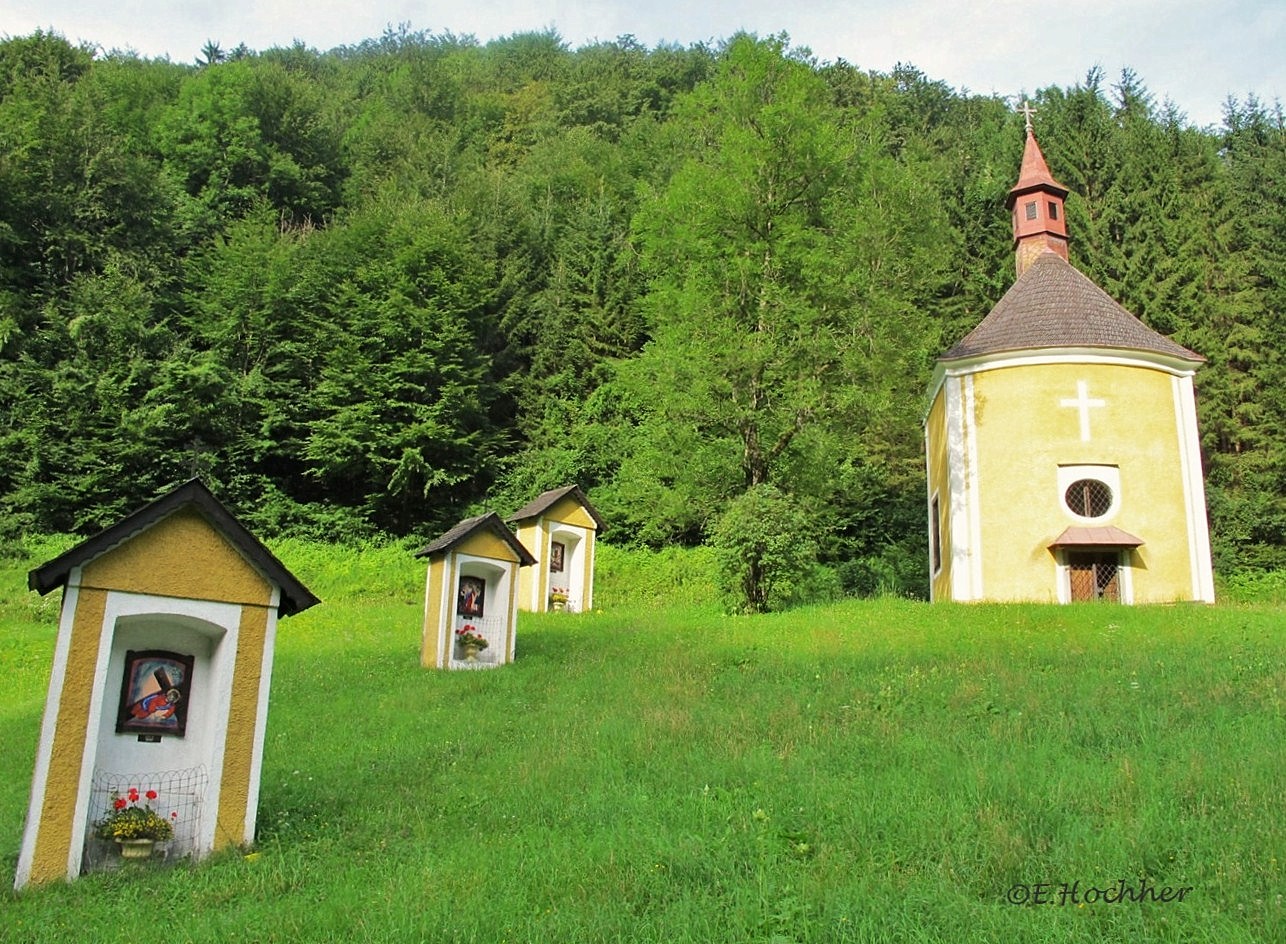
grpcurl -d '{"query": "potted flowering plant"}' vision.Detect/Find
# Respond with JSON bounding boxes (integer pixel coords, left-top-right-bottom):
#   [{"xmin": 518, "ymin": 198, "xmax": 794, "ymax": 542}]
[
  {"xmin": 549, "ymin": 588, "xmax": 569, "ymax": 610},
  {"xmin": 96, "ymin": 787, "xmax": 175, "ymax": 859},
  {"xmin": 455, "ymin": 624, "xmax": 488, "ymax": 661}
]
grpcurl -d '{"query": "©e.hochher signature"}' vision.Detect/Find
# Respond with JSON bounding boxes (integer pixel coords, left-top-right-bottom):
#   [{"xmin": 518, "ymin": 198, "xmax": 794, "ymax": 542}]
[{"xmin": 1007, "ymin": 878, "xmax": 1194, "ymax": 906}]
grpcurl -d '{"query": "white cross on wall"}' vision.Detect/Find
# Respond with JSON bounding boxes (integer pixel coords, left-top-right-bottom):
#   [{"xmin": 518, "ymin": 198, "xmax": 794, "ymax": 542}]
[{"xmin": 1060, "ymin": 380, "xmax": 1106, "ymax": 442}]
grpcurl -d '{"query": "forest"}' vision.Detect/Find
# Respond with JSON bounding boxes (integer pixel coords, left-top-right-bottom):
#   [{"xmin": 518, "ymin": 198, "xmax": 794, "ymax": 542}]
[{"xmin": 1, "ymin": 26, "xmax": 1283, "ymax": 603}]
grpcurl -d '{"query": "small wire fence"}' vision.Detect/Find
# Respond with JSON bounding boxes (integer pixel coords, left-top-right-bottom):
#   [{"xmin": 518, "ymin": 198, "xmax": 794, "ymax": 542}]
[
  {"xmin": 83, "ymin": 765, "xmax": 208, "ymax": 872},
  {"xmin": 453, "ymin": 614, "xmax": 505, "ymax": 666}
]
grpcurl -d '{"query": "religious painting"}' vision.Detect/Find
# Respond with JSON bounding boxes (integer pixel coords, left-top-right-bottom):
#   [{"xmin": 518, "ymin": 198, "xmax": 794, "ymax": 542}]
[
  {"xmin": 458, "ymin": 576, "xmax": 486, "ymax": 618},
  {"xmin": 115, "ymin": 650, "xmax": 194, "ymax": 737},
  {"xmin": 549, "ymin": 541, "xmax": 565, "ymax": 573}
]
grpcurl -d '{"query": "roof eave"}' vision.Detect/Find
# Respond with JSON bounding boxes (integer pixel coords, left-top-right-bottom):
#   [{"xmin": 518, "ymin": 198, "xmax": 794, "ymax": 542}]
[
  {"xmin": 1006, "ymin": 180, "xmax": 1070, "ymax": 205},
  {"xmin": 27, "ymin": 480, "xmax": 320, "ymax": 616},
  {"xmin": 937, "ymin": 344, "xmax": 1205, "ymax": 374},
  {"xmin": 506, "ymin": 485, "xmax": 606, "ymax": 532},
  {"xmin": 415, "ymin": 513, "xmax": 537, "ymax": 567}
]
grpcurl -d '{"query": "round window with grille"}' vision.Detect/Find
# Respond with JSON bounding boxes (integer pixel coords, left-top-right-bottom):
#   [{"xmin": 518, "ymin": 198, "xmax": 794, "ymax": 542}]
[{"xmin": 1065, "ymin": 479, "xmax": 1114, "ymax": 519}]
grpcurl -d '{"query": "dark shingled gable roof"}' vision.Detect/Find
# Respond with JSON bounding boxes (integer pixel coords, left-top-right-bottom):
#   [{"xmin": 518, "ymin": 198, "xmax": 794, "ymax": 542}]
[
  {"xmin": 506, "ymin": 485, "xmax": 605, "ymax": 531},
  {"xmin": 941, "ymin": 251, "xmax": 1203, "ymax": 363},
  {"xmin": 28, "ymin": 479, "xmax": 320, "ymax": 616},
  {"xmin": 414, "ymin": 512, "xmax": 536, "ymax": 565}
]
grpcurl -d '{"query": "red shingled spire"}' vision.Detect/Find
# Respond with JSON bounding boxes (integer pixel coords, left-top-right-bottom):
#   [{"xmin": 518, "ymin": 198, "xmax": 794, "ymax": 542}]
[{"xmin": 1005, "ymin": 127, "xmax": 1069, "ymax": 276}]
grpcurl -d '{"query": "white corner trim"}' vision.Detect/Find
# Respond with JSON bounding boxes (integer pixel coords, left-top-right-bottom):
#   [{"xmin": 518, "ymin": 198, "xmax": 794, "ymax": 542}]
[
  {"xmin": 945, "ymin": 375, "xmax": 983, "ymax": 601},
  {"xmin": 508, "ymin": 560, "xmax": 520, "ymax": 662},
  {"xmin": 244, "ymin": 587, "xmax": 280, "ymax": 845},
  {"xmin": 1173, "ymin": 376, "xmax": 1216, "ymax": 601},
  {"xmin": 585, "ymin": 530, "xmax": 596, "ymax": 612}
]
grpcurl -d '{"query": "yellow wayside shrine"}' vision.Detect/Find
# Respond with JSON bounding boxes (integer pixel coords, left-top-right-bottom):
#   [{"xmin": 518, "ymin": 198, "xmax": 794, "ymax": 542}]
[
  {"xmin": 417, "ymin": 513, "xmax": 535, "ymax": 669},
  {"xmin": 16, "ymin": 480, "xmax": 318, "ymax": 889},
  {"xmin": 507, "ymin": 485, "xmax": 605, "ymax": 613},
  {"xmin": 924, "ymin": 126, "xmax": 1215, "ymax": 604}
]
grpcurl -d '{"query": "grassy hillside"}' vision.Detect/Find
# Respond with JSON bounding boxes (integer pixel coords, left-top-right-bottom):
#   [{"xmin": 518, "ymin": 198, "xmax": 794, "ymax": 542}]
[{"xmin": 1, "ymin": 541, "xmax": 1282, "ymax": 943}]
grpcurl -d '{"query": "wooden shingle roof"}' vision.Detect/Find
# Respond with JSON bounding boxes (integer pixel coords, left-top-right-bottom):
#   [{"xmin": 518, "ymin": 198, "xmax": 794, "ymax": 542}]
[
  {"xmin": 940, "ymin": 251, "xmax": 1203, "ymax": 364},
  {"xmin": 28, "ymin": 479, "xmax": 320, "ymax": 616},
  {"xmin": 414, "ymin": 512, "xmax": 536, "ymax": 565}
]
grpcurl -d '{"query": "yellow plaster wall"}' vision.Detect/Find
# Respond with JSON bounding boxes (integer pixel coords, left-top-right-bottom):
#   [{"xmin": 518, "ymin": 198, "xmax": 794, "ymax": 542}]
[
  {"xmin": 214, "ymin": 605, "xmax": 270, "ymax": 849},
  {"xmin": 421, "ymin": 556, "xmax": 446, "ymax": 668},
  {"xmin": 580, "ymin": 541, "xmax": 594, "ymax": 610},
  {"xmin": 924, "ymin": 388, "xmax": 953, "ymax": 601},
  {"xmin": 512, "ymin": 522, "xmax": 542, "ymax": 610},
  {"xmin": 27, "ymin": 588, "xmax": 108, "ymax": 884},
  {"xmin": 505, "ymin": 565, "xmax": 519, "ymax": 656},
  {"xmin": 457, "ymin": 529, "xmax": 520, "ymax": 563},
  {"xmin": 82, "ymin": 509, "xmax": 272, "ymax": 607},
  {"xmin": 547, "ymin": 496, "xmax": 597, "ymax": 531},
  {"xmin": 969, "ymin": 362, "xmax": 1195, "ymax": 602}
]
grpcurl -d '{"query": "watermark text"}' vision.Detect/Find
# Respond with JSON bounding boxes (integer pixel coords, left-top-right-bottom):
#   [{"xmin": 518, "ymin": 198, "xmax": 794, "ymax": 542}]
[{"xmin": 1007, "ymin": 878, "xmax": 1193, "ymax": 906}]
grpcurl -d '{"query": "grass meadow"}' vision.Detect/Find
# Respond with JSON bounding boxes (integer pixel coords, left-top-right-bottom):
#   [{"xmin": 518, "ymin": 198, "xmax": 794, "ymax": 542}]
[{"xmin": 1, "ymin": 539, "xmax": 1282, "ymax": 943}]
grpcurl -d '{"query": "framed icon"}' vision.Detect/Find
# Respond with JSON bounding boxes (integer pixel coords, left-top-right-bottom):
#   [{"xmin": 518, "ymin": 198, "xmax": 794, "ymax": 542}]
[
  {"xmin": 115, "ymin": 650, "xmax": 194, "ymax": 737},
  {"xmin": 458, "ymin": 576, "xmax": 486, "ymax": 618}
]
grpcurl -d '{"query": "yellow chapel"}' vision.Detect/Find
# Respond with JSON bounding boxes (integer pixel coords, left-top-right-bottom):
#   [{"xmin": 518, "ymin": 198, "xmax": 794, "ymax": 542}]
[{"xmin": 923, "ymin": 125, "xmax": 1215, "ymax": 604}]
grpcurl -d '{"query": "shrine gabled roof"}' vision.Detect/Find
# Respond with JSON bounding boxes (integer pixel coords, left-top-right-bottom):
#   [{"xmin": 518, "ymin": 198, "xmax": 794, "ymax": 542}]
[
  {"xmin": 414, "ymin": 512, "xmax": 537, "ymax": 565},
  {"xmin": 940, "ymin": 251, "xmax": 1203, "ymax": 364},
  {"xmin": 27, "ymin": 479, "xmax": 320, "ymax": 616},
  {"xmin": 506, "ymin": 485, "xmax": 606, "ymax": 531}
]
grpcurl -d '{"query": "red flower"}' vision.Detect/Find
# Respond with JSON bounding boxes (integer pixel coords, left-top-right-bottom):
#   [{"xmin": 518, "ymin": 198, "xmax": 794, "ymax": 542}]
[
  {"xmin": 170, "ymin": 811, "xmax": 178, "ymax": 819},
  {"xmin": 114, "ymin": 797, "xmax": 127, "ymax": 810},
  {"xmin": 127, "ymin": 788, "xmax": 139, "ymax": 801},
  {"xmin": 145, "ymin": 790, "xmax": 158, "ymax": 801}
]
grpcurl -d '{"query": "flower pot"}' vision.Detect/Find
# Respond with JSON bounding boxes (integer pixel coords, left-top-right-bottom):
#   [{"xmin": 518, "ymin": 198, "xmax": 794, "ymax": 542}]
[
  {"xmin": 551, "ymin": 601, "xmax": 566, "ymax": 612},
  {"xmin": 462, "ymin": 644, "xmax": 481, "ymax": 663},
  {"xmin": 117, "ymin": 838, "xmax": 156, "ymax": 860}
]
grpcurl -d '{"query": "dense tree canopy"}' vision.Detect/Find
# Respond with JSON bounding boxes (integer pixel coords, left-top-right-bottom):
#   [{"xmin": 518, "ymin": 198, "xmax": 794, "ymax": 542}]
[{"xmin": 2, "ymin": 27, "xmax": 1283, "ymax": 599}]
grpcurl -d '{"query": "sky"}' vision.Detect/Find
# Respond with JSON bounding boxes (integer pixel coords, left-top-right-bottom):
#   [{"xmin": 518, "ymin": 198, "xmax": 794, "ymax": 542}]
[{"xmin": 2, "ymin": 1, "xmax": 1282, "ymax": 129}]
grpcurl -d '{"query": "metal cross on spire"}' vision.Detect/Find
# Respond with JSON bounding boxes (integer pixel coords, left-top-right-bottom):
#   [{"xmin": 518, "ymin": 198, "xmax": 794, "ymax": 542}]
[{"xmin": 1018, "ymin": 99, "xmax": 1037, "ymax": 134}]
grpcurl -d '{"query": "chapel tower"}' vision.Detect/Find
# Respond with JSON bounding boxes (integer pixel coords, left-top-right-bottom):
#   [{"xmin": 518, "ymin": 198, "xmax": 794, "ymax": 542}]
[
  {"xmin": 922, "ymin": 123, "xmax": 1214, "ymax": 604},
  {"xmin": 1008, "ymin": 123, "xmax": 1069, "ymax": 275}
]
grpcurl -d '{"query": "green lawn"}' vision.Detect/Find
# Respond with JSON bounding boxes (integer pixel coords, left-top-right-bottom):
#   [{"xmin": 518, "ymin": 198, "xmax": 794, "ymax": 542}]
[{"xmin": 1, "ymin": 540, "xmax": 1282, "ymax": 943}]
